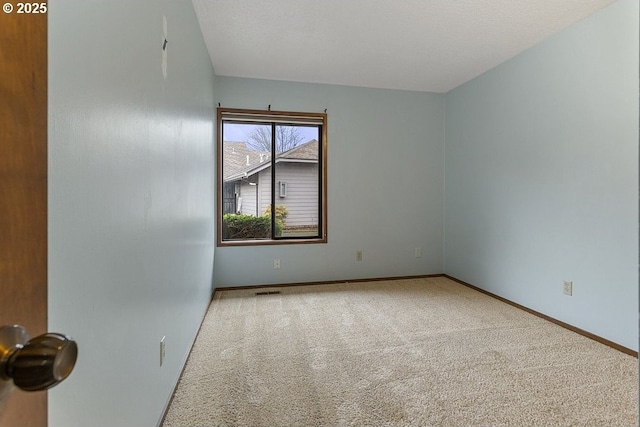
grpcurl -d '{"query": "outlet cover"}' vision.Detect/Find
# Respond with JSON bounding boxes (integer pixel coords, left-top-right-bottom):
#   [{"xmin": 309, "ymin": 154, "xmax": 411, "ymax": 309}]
[
  {"xmin": 563, "ymin": 281, "xmax": 573, "ymax": 296},
  {"xmin": 356, "ymin": 251, "xmax": 363, "ymax": 261}
]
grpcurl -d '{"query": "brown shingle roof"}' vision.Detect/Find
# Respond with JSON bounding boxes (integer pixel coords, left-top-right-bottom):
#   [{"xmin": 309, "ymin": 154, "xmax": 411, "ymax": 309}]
[
  {"xmin": 223, "ymin": 139, "xmax": 318, "ymax": 182},
  {"xmin": 222, "ymin": 141, "xmax": 270, "ymax": 180},
  {"xmin": 278, "ymin": 139, "xmax": 318, "ymax": 160}
]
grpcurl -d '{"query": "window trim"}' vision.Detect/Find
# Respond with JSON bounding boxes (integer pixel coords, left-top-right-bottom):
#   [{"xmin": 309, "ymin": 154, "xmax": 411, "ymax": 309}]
[{"xmin": 216, "ymin": 107, "xmax": 328, "ymax": 247}]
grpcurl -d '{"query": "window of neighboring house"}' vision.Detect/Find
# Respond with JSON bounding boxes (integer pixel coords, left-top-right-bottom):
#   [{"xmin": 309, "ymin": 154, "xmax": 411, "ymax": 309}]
[{"xmin": 217, "ymin": 107, "xmax": 327, "ymax": 246}]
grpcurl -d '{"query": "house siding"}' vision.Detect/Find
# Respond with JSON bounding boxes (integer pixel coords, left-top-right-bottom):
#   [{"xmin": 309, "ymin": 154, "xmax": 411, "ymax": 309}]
[
  {"xmin": 258, "ymin": 169, "xmax": 270, "ymax": 217},
  {"xmin": 238, "ymin": 181, "xmax": 258, "ymax": 216},
  {"xmin": 275, "ymin": 163, "xmax": 319, "ymax": 228},
  {"xmin": 236, "ymin": 162, "xmax": 319, "ymax": 228}
]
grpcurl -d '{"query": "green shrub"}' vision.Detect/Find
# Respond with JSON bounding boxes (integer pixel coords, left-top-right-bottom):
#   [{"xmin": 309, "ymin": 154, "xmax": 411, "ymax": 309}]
[{"xmin": 222, "ymin": 214, "xmax": 283, "ymax": 239}]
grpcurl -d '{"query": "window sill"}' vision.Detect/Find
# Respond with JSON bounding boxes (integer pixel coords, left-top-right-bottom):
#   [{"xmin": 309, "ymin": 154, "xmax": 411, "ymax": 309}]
[{"xmin": 217, "ymin": 237, "xmax": 327, "ymax": 247}]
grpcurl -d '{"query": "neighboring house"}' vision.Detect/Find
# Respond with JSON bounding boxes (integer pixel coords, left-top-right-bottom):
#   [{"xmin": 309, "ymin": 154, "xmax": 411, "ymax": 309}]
[{"xmin": 223, "ymin": 139, "xmax": 319, "ymax": 229}]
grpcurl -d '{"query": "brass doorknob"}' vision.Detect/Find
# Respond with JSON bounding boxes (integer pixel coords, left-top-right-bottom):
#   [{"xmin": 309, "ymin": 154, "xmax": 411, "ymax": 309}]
[{"xmin": 0, "ymin": 325, "xmax": 77, "ymax": 392}]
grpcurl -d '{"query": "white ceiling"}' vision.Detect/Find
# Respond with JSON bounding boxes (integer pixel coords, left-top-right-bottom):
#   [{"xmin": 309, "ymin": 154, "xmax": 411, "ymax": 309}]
[{"xmin": 192, "ymin": 0, "xmax": 616, "ymax": 93}]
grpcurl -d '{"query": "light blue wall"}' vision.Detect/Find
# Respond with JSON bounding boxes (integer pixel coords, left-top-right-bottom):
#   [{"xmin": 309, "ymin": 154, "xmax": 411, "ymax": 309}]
[
  {"xmin": 45, "ymin": 3, "xmax": 638, "ymax": 426},
  {"xmin": 444, "ymin": 0, "xmax": 638, "ymax": 350},
  {"xmin": 214, "ymin": 77, "xmax": 444, "ymax": 286},
  {"xmin": 48, "ymin": 1, "xmax": 216, "ymax": 426}
]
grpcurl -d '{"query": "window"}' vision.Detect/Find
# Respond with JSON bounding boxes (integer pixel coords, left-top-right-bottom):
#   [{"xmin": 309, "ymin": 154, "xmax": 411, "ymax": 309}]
[{"xmin": 217, "ymin": 108, "xmax": 327, "ymax": 245}]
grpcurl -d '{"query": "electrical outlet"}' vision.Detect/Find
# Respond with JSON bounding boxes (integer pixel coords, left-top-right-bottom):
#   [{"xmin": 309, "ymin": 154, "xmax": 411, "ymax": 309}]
[
  {"xmin": 415, "ymin": 247, "xmax": 422, "ymax": 258},
  {"xmin": 274, "ymin": 259, "xmax": 281, "ymax": 269},
  {"xmin": 356, "ymin": 251, "xmax": 363, "ymax": 261},
  {"xmin": 563, "ymin": 280, "xmax": 573, "ymax": 296},
  {"xmin": 160, "ymin": 336, "xmax": 166, "ymax": 366}
]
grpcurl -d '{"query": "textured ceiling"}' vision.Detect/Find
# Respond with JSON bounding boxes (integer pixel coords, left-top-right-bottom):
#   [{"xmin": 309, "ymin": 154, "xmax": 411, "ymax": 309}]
[{"xmin": 192, "ymin": 0, "xmax": 615, "ymax": 93}]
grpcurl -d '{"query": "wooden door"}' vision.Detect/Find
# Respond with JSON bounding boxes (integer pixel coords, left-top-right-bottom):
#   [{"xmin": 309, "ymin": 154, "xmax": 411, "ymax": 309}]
[{"xmin": 0, "ymin": 5, "xmax": 48, "ymax": 427}]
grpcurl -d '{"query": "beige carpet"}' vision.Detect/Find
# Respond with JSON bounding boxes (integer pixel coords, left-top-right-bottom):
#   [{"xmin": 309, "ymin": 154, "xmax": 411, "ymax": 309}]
[{"xmin": 163, "ymin": 277, "xmax": 638, "ymax": 427}]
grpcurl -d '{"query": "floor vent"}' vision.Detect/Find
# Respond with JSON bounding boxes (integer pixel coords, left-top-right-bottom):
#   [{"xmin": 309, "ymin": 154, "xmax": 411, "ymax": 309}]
[{"xmin": 255, "ymin": 291, "xmax": 281, "ymax": 296}]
